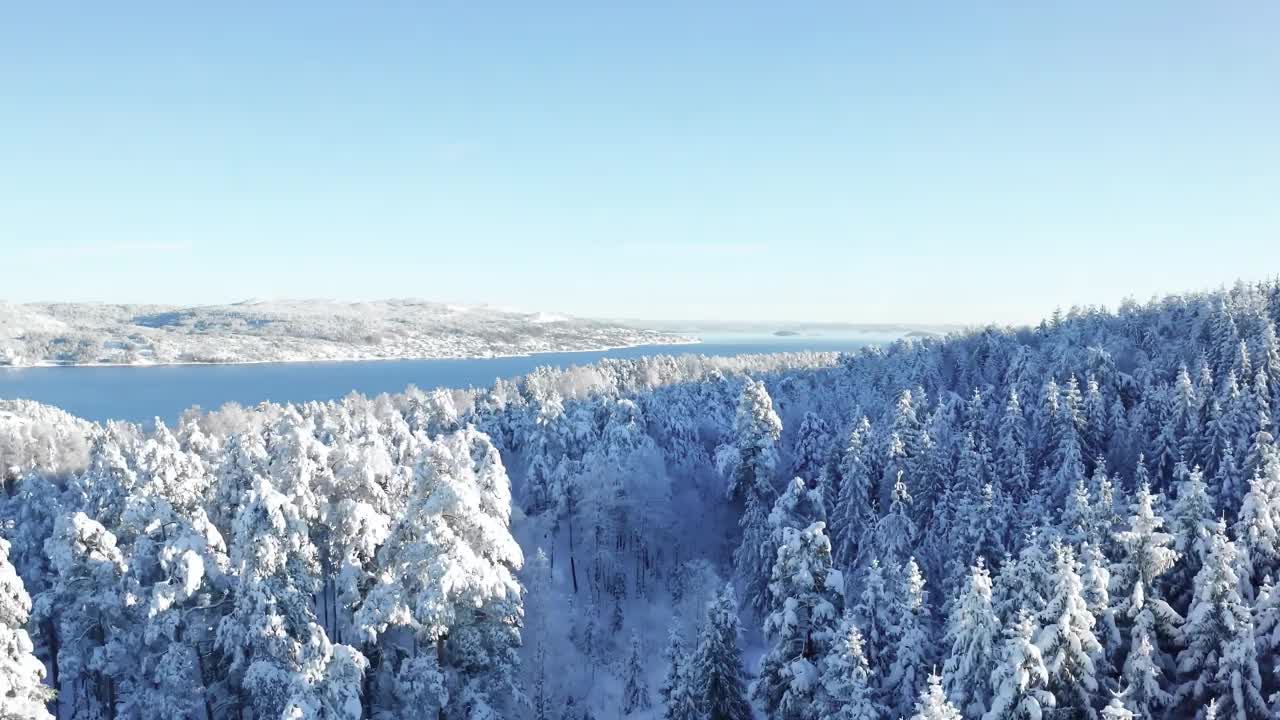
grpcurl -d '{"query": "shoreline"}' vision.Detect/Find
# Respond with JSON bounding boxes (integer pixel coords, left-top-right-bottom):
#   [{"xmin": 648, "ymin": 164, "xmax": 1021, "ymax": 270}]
[{"xmin": 0, "ymin": 336, "xmax": 703, "ymax": 371}]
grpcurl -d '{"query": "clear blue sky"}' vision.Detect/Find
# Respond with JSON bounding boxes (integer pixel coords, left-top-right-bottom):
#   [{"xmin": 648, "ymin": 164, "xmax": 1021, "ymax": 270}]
[{"xmin": 2, "ymin": 3, "xmax": 1277, "ymax": 324}]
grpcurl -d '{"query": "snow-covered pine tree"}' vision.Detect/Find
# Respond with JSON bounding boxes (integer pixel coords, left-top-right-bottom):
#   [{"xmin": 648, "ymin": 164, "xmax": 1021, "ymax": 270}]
[
  {"xmin": 0, "ymin": 535, "xmax": 54, "ymax": 719},
  {"xmin": 763, "ymin": 476, "xmax": 828, "ymax": 610},
  {"xmin": 850, "ymin": 559, "xmax": 896, "ymax": 684},
  {"xmin": 1234, "ymin": 458, "xmax": 1280, "ymax": 585},
  {"xmin": 992, "ymin": 532, "xmax": 1052, "ymax": 625},
  {"xmin": 817, "ymin": 614, "xmax": 886, "ymax": 720},
  {"xmin": 996, "ymin": 389, "xmax": 1033, "ymax": 504},
  {"xmin": 354, "ymin": 429, "xmax": 524, "ymax": 719},
  {"xmin": 753, "ymin": 521, "xmax": 842, "ymax": 719},
  {"xmin": 1100, "ymin": 695, "xmax": 1134, "ymax": 720},
  {"xmin": 34, "ymin": 512, "xmax": 128, "ymax": 720},
  {"xmin": 942, "ymin": 557, "xmax": 1000, "ymax": 717},
  {"xmin": 1037, "ymin": 541, "xmax": 1103, "ymax": 720},
  {"xmin": 983, "ymin": 610, "xmax": 1055, "ymax": 720},
  {"xmin": 1253, "ymin": 576, "xmax": 1280, "ymax": 713},
  {"xmin": 884, "ymin": 557, "xmax": 934, "ymax": 717},
  {"xmin": 524, "ymin": 548, "xmax": 553, "ymax": 720},
  {"xmin": 791, "ymin": 411, "xmax": 834, "ymax": 489},
  {"xmin": 1120, "ymin": 632, "xmax": 1169, "ymax": 719},
  {"xmin": 658, "ymin": 623, "xmax": 684, "ymax": 710},
  {"xmin": 1175, "ymin": 521, "xmax": 1269, "ymax": 719},
  {"xmin": 690, "ymin": 585, "xmax": 752, "ymax": 720},
  {"xmin": 833, "ymin": 416, "xmax": 876, "ymax": 566},
  {"xmin": 1170, "ymin": 463, "xmax": 1217, "ymax": 613},
  {"xmin": 622, "ymin": 631, "xmax": 651, "ymax": 714},
  {"xmin": 664, "ymin": 665, "xmax": 700, "ymax": 720},
  {"xmin": 909, "ymin": 671, "xmax": 962, "ymax": 720},
  {"xmin": 216, "ymin": 472, "xmax": 326, "ymax": 719},
  {"xmin": 659, "ymin": 623, "xmax": 699, "ymax": 720},
  {"xmin": 725, "ymin": 378, "xmax": 783, "ymax": 615},
  {"xmin": 1111, "ymin": 482, "xmax": 1181, "ymax": 717},
  {"xmin": 1080, "ymin": 542, "xmax": 1121, "ymax": 669},
  {"xmin": 873, "ymin": 472, "xmax": 918, "ymax": 565}
]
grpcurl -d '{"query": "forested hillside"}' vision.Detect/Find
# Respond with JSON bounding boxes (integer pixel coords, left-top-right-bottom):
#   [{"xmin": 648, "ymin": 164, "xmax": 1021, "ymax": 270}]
[
  {"xmin": 0, "ymin": 300, "xmax": 686, "ymax": 366},
  {"xmin": 6, "ymin": 281, "xmax": 1280, "ymax": 719}
]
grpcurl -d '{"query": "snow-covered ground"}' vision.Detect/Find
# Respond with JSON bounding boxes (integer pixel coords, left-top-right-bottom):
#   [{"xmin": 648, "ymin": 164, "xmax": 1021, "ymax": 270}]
[{"xmin": 0, "ymin": 300, "xmax": 693, "ymax": 366}]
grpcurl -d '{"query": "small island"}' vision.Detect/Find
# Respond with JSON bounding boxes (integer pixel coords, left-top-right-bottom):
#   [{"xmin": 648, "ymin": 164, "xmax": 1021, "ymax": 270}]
[{"xmin": 772, "ymin": 329, "xmax": 802, "ymax": 337}]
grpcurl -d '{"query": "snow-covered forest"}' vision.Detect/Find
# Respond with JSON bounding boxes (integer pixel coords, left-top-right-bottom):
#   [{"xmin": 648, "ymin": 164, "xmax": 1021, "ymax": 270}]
[
  {"xmin": 0, "ymin": 300, "xmax": 687, "ymax": 366},
  {"xmin": 6, "ymin": 280, "xmax": 1280, "ymax": 719}
]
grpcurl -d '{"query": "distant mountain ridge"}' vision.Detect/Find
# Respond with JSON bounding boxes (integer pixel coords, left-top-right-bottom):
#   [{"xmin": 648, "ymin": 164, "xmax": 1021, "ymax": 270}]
[{"xmin": 0, "ymin": 299, "xmax": 692, "ymax": 366}]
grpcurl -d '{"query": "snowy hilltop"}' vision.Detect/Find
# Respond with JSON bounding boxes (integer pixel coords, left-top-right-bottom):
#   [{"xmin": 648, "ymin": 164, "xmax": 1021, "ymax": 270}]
[{"xmin": 0, "ymin": 299, "xmax": 692, "ymax": 366}]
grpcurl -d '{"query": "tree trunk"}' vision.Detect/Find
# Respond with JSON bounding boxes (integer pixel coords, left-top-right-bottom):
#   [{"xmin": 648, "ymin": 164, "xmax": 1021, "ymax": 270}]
[{"xmin": 568, "ymin": 516, "xmax": 579, "ymax": 594}]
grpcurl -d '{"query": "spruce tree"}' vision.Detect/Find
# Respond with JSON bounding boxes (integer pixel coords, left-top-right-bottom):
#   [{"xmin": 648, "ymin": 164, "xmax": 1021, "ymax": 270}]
[
  {"xmin": 1037, "ymin": 542, "xmax": 1103, "ymax": 720},
  {"xmin": 622, "ymin": 631, "xmax": 651, "ymax": 714},
  {"xmin": 942, "ymin": 558, "xmax": 1000, "ymax": 717},
  {"xmin": 726, "ymin": 378, "xmax": 783, "ymax": 615},
  {"xmin": 850, "ymin": 559, "xmax": 896, "ymax": 683},
  {"xmin": 754, "ymin": 522, "xmax": 842, "ymax": 719},
  {"xmin": 658, "ymin": 623, "xmax": 684, "ymax": 710},
  {"xmin": 983, "ymin": 611, "xmax": 1055, "ymax": 720},
  {"xmin": 818, "ymin": 615, "xmax": 886, "ymax": 720},
  {"xmin": 661, "ymin": 624, "xmax": 699, "ymax": 720},
  {"xmin": 909, "ymin": 671, "xmax": 962, "ymax": 720},
  {"xmin": 885, "ymin": 557, "xmax": 934, "ymax": 717},
  {"xmin": 691, "ymin": 585, "xmax": 752, "ymax": 720},
  {"xmin": 1176, "ymin": 522, "xmax": 1269, "ymax": 719},
  {"xmin": 1112, "ymin": 483, "xmax": 1181, "ymax": 717},
  {"xmin": 833, "ymin": 416, "xmax": 876, "ymax": 566}
]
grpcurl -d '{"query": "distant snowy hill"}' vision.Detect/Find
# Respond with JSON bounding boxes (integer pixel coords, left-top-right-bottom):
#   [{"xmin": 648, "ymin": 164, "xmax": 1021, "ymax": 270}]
[{"xmin": 0, "ymin": 300, "xmax": 691, "ymax": 366}]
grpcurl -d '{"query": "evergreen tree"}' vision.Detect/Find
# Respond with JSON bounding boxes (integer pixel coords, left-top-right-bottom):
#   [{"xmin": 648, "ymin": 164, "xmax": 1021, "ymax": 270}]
[
  {"xmin": 791, "ymin": 411, "xmax": 834, "ymax": 487},
  {"xmin": 622, "ymin": 631, "xmax": 651, "ymax": 714},
  {"xmin": 1176, "ymin": 522, "xmax": 1269, "ymax": 719},
  {"xmin": 1218, "ymin": 442, "xmax": 1246, "ymax": 521},
  {"xmin": 874, "ymin": 473, "xmax": 918, "ymax": 565},
  {"xmin": 833, "ymin": 417, "xmax": 876, "ymax": 566},
  {"xmin": 658, "ymin": 623, "xmax": 684, "ymax": 710},
  {"xmin": 1253, "ymin": 577, "xmax": 1280, "ymax": 713},
  {"xmin": 754, "ymin": 522, "xmax": 842, "ymax": 719},
  {"xmin": 0, "ymin": 536, "xmax": 54, "ymax": 720},
  {"xmin": 660, "ymin": 624, "xmax": 699, "ymax": 720},
  {"xmin": 1111, "ymin": 483, "xmax": 1181, "ymax": 717},
  {"xmin": 354, "ymin": 430, "xmax": 524, "ymax": 719},
  {"xmin": 1080, "ymin": 542, "xmax": 1121, "ymax": 666},
  {"xmin": 690, "ymin": 586, "xmax": 752, "ymax": 720},
  {"xmin": 1100, "ymin": 696, "xmax": 1134, "ymax": 720},
  {"xmin": 1170, "ymin": 464, "xmax": 1217, "ymax": 612},
  {"xmin": 885, "ymin": 557, "xmax": 934, "ymax": 717},
  {"xmin": 984, "ymin": 611, "xmax": 1055, "ymax": 720},
  {"xmin": 818, "ymin": 615, "xmax": 886, "ymax": 720},
  {"xmin": 1120, "ymin": 632, "xmax": 1169, "ymax": 719},
  {"xmin": 992, "ymin": 533, "xmax": 1052, "ymax": 624},
  {"xmin": 909, "ymin": 671, "xmax": 962, "ymax": 720},
  {"xmin": 765, "ymin": 478, "xmax": 828, "ymax": 609},
  {"xmin": 35, "ymin": 512, "xmax": 129, "ymax": 720},
  {"xmin": 1235, "ymin": 458, "xmax": 1280, "ymax": 585},
  {"xmin": 943, "ymin": 558, "xmax": 1000, "ymax": 717},
  {"xmin": 1037, "ymin": 542, "xmax": 1103, "ymax": 720},
  {"xmin": 725, "ymin": 378, "xmax": 783, "ymax": 615},
  {"xmin": 850, "ymin": 559, "xmax": 896, "ymax": 682},
  {"xmin": 216, "ymin": 473, "xmax": 325, "ymax": 719},
  {"xmin": 997, "ymin": 389, "xmax": 1033, "ymax": 503}
]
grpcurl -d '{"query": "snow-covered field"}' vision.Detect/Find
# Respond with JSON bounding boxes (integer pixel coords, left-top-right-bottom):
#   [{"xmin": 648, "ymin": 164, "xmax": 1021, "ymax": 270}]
[{"xmin": 0, "ymin": 300, "xmax": 692, "ymax": 366}]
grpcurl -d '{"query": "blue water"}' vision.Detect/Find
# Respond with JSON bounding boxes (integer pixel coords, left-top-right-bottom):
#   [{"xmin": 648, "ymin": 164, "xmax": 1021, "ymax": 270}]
[{"xmin": 0, "ymin": 336, "xmax": 880, "ymax": 424}]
